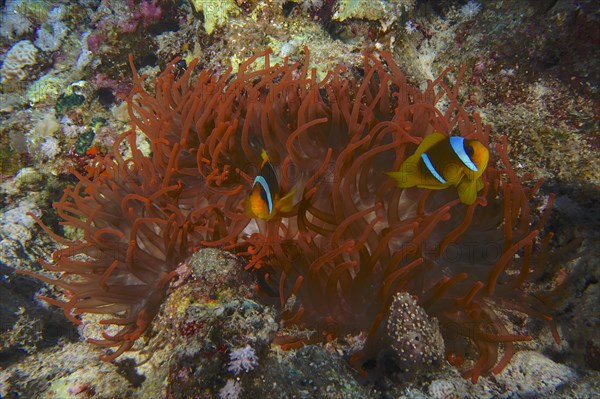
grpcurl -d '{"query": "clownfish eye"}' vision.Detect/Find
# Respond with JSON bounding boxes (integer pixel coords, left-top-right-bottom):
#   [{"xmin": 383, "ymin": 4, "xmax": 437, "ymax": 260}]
[{"xmin": 464, "ymin": 143, "xmax": 474, "ymax": 157}]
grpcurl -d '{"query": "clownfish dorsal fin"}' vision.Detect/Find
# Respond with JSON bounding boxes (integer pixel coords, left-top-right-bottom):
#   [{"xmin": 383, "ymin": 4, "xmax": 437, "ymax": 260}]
[
  {"xmin": 260, "ymin": 148, "xmax": 270, "ymax": 167},
  {"xmin": 414, "ymin": 132, "xmax": 447, "ymax": 156}
]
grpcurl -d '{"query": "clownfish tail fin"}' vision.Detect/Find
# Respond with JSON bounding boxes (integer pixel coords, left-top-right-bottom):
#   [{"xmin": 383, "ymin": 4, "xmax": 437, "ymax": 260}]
[{"xmin": 387, "ymin": 154, "xmax": 420, "ymax": 188}]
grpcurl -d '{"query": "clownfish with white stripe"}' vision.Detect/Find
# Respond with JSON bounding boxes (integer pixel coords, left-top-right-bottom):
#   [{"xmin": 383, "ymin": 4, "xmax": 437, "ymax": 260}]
[
  {"xmin": 387, "ymin": 132, "xmax": 489, "ymax": 205},
  {"xmin": 246, "ymin": 149, "xmax": 295, "ymax": 220}
]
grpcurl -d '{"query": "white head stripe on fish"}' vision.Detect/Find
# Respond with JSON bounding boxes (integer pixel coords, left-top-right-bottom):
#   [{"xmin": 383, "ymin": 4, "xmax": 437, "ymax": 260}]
[
  {"xmin": 449, "ymin": 136, "xmax": 478, "ymax": 172},
  {"xmin": 421, "ymin": 153, "xmax": 447, "ymax": 184}
]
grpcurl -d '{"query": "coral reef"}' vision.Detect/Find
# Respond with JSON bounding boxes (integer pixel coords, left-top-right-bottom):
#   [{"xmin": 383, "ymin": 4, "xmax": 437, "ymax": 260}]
[
  {"xmin": 0, "ymin": 188, "xmax": 78, "ymax": 367},
  {"xmin": 0, "ymin": 0, "xmax": 32, "ymax": 39},
  {"xmin": 34, "ymin": 6, "xmax": 69, "ymax": 53},
  {"xmin": 1, "ymin": 0, "xmax": 598, "ymax": 398},
  {"xmin": 0, "ymin": 342, "xmax": 131, "ymax": 397},
  {"xmin": 15, "ymin": 45, "xmax": 562, "ymax": 386},
  {"xmin": 146, "ymin": 249, "xmax": 278, "ymax": 398}
]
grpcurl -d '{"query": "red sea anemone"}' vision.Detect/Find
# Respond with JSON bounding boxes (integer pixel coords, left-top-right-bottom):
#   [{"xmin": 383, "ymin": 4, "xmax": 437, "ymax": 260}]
[{"xmin": 19, "ymin": 48, "xmax": 560, "ymax": 382}]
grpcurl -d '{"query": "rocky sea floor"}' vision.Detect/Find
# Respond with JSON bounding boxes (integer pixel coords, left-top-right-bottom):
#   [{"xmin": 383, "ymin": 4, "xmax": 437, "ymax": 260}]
[{"xmin": 1, "ymin": 1, "xmax": 599, "ymax": 398}]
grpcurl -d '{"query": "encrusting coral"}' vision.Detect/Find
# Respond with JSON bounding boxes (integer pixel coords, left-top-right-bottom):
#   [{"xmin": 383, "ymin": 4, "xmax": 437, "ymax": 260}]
[{"xmin": 18, "ymin": 47, "xmax": 562, "ymax": 383}]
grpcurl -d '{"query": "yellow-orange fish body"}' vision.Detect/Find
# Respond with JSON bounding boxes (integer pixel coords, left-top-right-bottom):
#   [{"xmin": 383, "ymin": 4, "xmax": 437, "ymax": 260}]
[
  {"xmin": 388, "ymin": 133, "xmax": 489, "ymax": 204},
  {"xmin": 246, "ymin": 149, "xmax": 294, "ymax": 220}
]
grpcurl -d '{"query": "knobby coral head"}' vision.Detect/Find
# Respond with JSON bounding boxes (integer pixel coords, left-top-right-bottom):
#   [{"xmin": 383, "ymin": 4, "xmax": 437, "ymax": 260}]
[{"xmin": 19, "ymin": 47, "xmax": 560, "ymax": 383}]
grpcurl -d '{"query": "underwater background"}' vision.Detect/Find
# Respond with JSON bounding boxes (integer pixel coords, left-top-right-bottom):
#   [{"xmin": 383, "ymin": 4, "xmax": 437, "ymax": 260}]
[{"xmin": 0, "ymin": 0, "xmax": 599, "ymax": 398}]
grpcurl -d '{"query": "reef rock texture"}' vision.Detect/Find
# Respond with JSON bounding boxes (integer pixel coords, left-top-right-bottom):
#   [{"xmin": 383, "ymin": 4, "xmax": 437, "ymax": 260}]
[
  {"xmin": 149, "ymin": 249, "xmax": 279, "ymax": 399},
  {"xmin": 495, "ymin": 351, "xmax": 576, "ymax": 397}
]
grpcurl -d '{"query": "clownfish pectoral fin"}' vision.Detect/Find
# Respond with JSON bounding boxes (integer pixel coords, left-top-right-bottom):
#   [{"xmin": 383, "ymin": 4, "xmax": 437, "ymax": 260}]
[
  {"xmin": 476, "ymin": 177, "xmax": 484, "ymax": 192},
  {"xmin": 456, "ymin": 178, "xmax": 479, "ymax": 205},
  {"xmin": 277, "ymin": 190, "xmax": 295, "ymax": 213}
]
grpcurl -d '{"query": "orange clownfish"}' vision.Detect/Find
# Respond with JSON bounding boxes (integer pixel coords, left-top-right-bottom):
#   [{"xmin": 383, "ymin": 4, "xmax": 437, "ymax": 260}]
[
  {"xmin": 246, "ymin": 149, "xmax": 295, "ymax": 220},
  {"xmin": 387, "ymin": 132, "xmax": 489, "ymax": 205}
]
